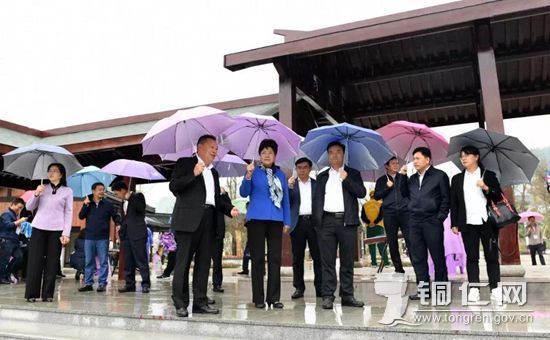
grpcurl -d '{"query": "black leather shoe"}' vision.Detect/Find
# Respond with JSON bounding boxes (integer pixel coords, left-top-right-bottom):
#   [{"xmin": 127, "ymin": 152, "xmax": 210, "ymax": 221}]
[
  {"xmin": 291, "ymin": 290, "xmax": 304, "ymax": 299},
  {"xmin": 192, "ymin": 304, "xmax": 219, "ymax": 314},
  {"xmin": 341, "ymin": 297, "xmax": 364, "ymax": 307},
  {"xmin": 96, "ymin": 285, "xmax": 106, "ymax": 292},
  {"xmin": 78, "ymin": 285, "xmax": 93, "ymax": 292},
  {"xmin": 207, "ymin": 297, "xmax": 215, "ymax": 305},
  {"xmin": 175, "ymin": 307, "xmax": 189, "ymax": 317},
  {"xmin": 118, "ymin": 286, "xmax": 136, "ymax": 293},
  {"xmin": 271, "ymin": 301, "xmax": 284, "ymax": 309},
  {"xmin": 255, "ymin": 302, "xmax": 266, "ymax": 309},
  {"xmin": 322, "ymin": 297, "xmax": 334, "ymax": 309},
  {"xmin": 42, "ymin": 298, "xmax": 53, "ymax": 302},
  {"xmin": 75, "ymin": 271, "xmax": 81, "ymax": 281},
  {"xmin": 395, "ymin": 268, "xmax": 406, "ymax": 274},
  {"xmin": 142, "ymin": 287, "xmax": 150, "ymax": 294},
  {"xmin": 237, "ymin": 271, "xmax": 249, "ymax": 275},
  {"xmin": 26, "ymin": 298, "xmax": 36, "ymax": 303},
  {"xmin": 157, "ymin": 274, "xmax": 169, "ymax": 279},
  {"xmin": 0, "ymin": 279, "xmax": 11, "ymax": 284},
  {"xmin": 213, "ymin": 285, "xmax": 224, "ymax": 293}
]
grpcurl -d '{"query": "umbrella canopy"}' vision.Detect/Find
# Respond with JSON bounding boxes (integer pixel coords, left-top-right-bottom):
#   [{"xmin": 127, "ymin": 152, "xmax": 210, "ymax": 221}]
[
  {"xmin": 301, "ymin": 123, "xmax": 393, "ymax": 171},
  {"xmin": 221, "ymin": 113, "xmax": 302, "ymax": 162},
  {"xmin": 213, "ymin": 154, "xmax": 247, "ymax": 178},
  {"xmin": 20, "ymin": 190, "xmax": 34, "ymax": 203},
  {"xmin": 519, "ymin": 211, "xmax": 544, "ymax": 224},
  {"xmin": 447, "ymin": 128, "xmax": 539, "ymax": 186},
  {"xmin": 2, "ymin": 143, "xmax": 83, "ymax": 181},
  {"xmin": 160, "ymin": 144, "xmax": 230, "ymax": 162},
  {"xmin": 101, "ymin": 159, "xmax": 166, "ymax": 181},
  {"xmin": 360, "ymin": 156, "xmax": 406, "ymax": 182},
  {"xmin": 377, "ymin": 120, "xmax": 449, "ymax": 164},
  {"xmin": 278, "ymin": 148, "xmax": 320, "ymax": 174},
  {"xmin": 141, "ymin": 106, "xmax": 234, "ymax": 156},
  {"xmin": 67, "ymin": 166, "xmax": 117, "ymax": 198}
]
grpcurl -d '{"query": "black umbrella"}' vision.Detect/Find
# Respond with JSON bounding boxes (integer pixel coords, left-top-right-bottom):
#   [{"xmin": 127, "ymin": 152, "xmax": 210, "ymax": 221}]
[{"xmin": 447, "ymin": 128, "xmax": 539, "ymax": 186}]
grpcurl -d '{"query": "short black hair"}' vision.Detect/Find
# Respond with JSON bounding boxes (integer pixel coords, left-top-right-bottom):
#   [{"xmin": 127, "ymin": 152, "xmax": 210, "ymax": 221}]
[
  {"xmin": 295, "ymin": 157, "xmax": 312, "ymax": 167},
  {"xmin": 258, "ymin": 139, "xmax": 278, "ymax": 155},
  {"xmin": 197, "ymin": 134, "xmax": 217, "ymax": 146},
  {"xmin": 111, "ymin": 181, "xmax": 128, "ymax": 192},
  {"xmin": 91, "ymin": 182, "xmax": 105, "ymax": 191},
  {"xmin": 327, "ymin": 141, "xmax": 345, "ymax": 153},
  {"xmin": 47, "ymin": 163, "xmax": 67, "ymax": 186},
  {"xmin": 384, "ymin": 156, "xmax": 398, "ymax": 166},
  {"xmin": 11, "ymin": 197, "xmax": 25, "ymax": 206},
  {"xmin": 412, "ymin": 147, "xmax": 431, "ymax": 160},
  {"xmin": 460, "ymin": 145, "xmax": 481, "ymax": 158}
]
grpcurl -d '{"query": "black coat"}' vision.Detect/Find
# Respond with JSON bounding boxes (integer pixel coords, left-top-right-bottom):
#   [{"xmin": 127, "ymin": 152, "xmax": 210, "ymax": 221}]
[
  {"xmin": 120, "ymin": 192, "xmax": 147, "ymax": 241},
  {"xmin": 289, "ymin": 178, "xmax": 317, "ymax": 230},
  {"xmin": 406, "ymin": 166, "xmax": 450, "ymax": 222},
  {"xmin": 450, "ymin": 169, "xmax": 502, "ymax": 231},
  {"xmin": 312, "ymin": 166, "xmax": 366, "ymax": 227},
  {"xmin": 169, "ymin": 156, "xmax": 234, "ymax": 233},
  {"xmin": 373, "ymin": 173, "xmax": 409, "ymax": 215},
  {"xmin": 215, "ymin": 192, "xmax": 232, "ymax": 241}
]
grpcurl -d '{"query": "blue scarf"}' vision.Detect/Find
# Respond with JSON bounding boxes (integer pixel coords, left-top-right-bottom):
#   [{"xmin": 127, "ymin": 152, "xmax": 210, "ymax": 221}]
[{"xmin": 260, "ymin": 165, "xmax": 283, "ymax": 209}]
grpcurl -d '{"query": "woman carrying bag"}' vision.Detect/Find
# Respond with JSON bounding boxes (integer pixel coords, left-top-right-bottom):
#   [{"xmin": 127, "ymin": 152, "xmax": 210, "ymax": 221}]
[{"xmin": 450, "ymin": 145, "xmax": 504, "ymax": 303}]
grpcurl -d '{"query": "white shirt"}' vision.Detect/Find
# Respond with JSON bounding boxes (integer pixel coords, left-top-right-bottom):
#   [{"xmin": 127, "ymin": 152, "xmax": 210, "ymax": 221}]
[
  {"xmin": 298, "ymin": 178, "xmax": 312, "ymax": 216},
  {"xmin": 463, "ymin": 167, "xmax": 488, "ymax": 225},
  {"xmin": 197, "ymin": 155, "xmax": 216, "ymax": 206},
  {"xmin": 324, "ymin": 168, "xmax": 345, "ymax": 212},
  {"xmin": 418, "ymin": 165, "xmax": 431, "ymax": 188}
]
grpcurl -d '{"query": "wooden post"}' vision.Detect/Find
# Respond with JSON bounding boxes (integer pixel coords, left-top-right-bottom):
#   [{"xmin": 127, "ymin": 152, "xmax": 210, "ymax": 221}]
[{"xmin": 475, "ymin": 22, "xmax": 520, "ymax": 265}]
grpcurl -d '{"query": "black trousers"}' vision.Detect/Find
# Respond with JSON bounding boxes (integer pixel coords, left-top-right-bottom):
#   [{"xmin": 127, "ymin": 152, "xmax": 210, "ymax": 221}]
[
  {"xmin": 290, "ymin": 216, "xmax": 322, "ymax": 293},
  {"xmin": 212, "ymin": 237, "xmax": 224, "ymax": 286},
  {"xmin": 384, "ymin": 213, "xmax": 411, "ymax": 272},
  {"xmin": 409, "ymin": 216, "xmax": 448, "ymax": 287},
  {"xmin": 122, "ymin": 237, "xmax": 151, "ymax": 288},
  {"xmin": 461, "ymin": 222, "xmax": 500, "ymax": 289},
  {"xmin": 241, "ymin": 242, "xmax": 250, "ymax": 272},
  {"xmin": 247, "ymin": 220, "xmax": 282, "ymax": 304},
  {"xmin": 317, "ymin": 214, "xmax": 357, "ymax": 300},
  {"xmin": 529, "ymin": 244, "xmax": 546, "ymax": 266},
  {"xmin": 24, "ymin": 228, "xmax": 62, "ymax": 300},
  {"xmin": 172, "ymin": 207, "xmax": 214, "ymax": 309},
  {"xmin": 162, "ymin": 251, "xmax": 176, "ymax": 276}
]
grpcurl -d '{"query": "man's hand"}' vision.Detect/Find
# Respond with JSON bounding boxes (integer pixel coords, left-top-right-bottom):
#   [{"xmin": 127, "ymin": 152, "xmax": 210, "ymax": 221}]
[
  {"xmin": 283, "ymin": 225, "xmax": 290, "ymax": 234},
  {"xmin": 125, "ymin": 191, "xmax": 132, "ymax": 200},
  {"xmin": 339, "ymin": 168, "xmax": 348, "ymax": 181},
  {"xmin": 35, "ymin": 184, "xmax": 45, "ymax": 196},
  {"xmin": 399, "ymin": 165, "xmax": 408, "ymax": 175},
  {"xmin": 230, "ymin": 207, "xmax": 240, "ymax": 217},
  {"xmin": 194, "ymin": 161, "xmax": 206, "ymax": 177},
  {"xmin": 386, "ymin": 179, "xmax": 394, "ymax": 188},
  {"xmin": 476, "ymin": 179, "xmax": 489, "ymax": 191},
  {"xmin": 245, "ymin": 163, "xmax": 255, "ymax": 180},
  {"xmin": 83, "ymin": 196, "xmax": 90, "ymax": 205},
  {"xmin": 451, "ymin": 226, "xmax": 459, "ymax": 235},
  {"xmin": 16, "ymin": 217, "xmax": 27, "ymax": 225},
  {"xmin": 288, "ymin": 176, "xmax": 296, "ymax": 189}
]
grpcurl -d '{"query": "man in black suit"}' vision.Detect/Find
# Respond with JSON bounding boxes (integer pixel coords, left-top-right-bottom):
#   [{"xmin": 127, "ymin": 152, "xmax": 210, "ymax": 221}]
[
  {"xmin": 169, "ymin": 135, "xmax": 239, "ymax": 317},
  {"xmin": 211, "ymin": 188, "xmax": 232, "ymax": 293},
  {"xmin": 288, "ymin": 157, "xmax": 321, "ymax": 299},
  {"xmin": 374, "ymin": 156, "xmax": 411, "ymax": 273},
  {"xmin": 112, "ymin": 181, "xmax": 151, "ymax": 294},
  {"xmin": 313, "ymin": 141, "xmax": 367, "ymax": 309},
  {"xmin": 405, "ymin": 147, "xmax": 450, "ymax": 300}
]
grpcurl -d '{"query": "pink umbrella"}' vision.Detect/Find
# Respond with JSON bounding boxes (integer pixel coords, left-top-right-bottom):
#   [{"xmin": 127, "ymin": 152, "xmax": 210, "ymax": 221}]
[
  {"xmin": 141, "ymin": 106, "xmax": 234, "ymax": 156},
  {"xmin": 20, "ymin": 190, "xmax": 34, "ymax": 202},
  {"xmin": 377, "ymin": 121, "xmax": 449, "ymax": 165},
  {"xmin": 519, "ymin": 211, "xmax": 544, "ymax": 223}
]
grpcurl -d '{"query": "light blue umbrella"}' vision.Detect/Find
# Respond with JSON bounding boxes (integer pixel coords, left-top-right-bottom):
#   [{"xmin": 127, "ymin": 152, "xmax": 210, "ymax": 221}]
[
  {"xmin": 301, "ymin": 123, "xmax": 393, "ymax": 171},
  {"xmin": 67, "ymin": 166, "xmax": 117, "ymax": 198}
]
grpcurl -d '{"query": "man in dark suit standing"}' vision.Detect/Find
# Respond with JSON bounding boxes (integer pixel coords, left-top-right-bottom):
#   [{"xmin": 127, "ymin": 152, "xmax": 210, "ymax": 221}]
[
  {"xmin": 405, "ymin": 147, "xmax": 450, "ymax": 300},
  {"xmin": 374, "ymin": 156, "xmax": 411, "ymax": 273},
  {"xmin": 169, "ymin": 135, "xmax": 239, "ymax": 317},
  {"xmin": 288, "ymin": 157, "xmax": 321, "ymax": 299},
  {"xmin": 313, "ymin": 141, "xmax": 367, "ymax": 309},
  {"xmin": 112, "ymin": 181, "xmax": 151, "ymax": 294}
]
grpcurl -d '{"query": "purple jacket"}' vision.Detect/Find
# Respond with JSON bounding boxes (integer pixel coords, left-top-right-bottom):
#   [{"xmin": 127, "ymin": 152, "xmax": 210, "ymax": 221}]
[{"xmin": 27, "ymin": 184, "xmax": 73, "ymax": 237}]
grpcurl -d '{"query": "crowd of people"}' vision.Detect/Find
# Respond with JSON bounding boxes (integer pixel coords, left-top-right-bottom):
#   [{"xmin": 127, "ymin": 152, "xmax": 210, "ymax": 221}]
[{"xmin": 0, "ymin": 133, "xmax": 546, "ymax": 315}]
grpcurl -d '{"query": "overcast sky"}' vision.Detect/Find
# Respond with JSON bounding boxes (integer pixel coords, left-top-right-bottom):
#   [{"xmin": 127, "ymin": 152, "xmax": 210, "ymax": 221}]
[{"xmin": 1, "ymin": 0, "xmax": 549, "ymax": 150}]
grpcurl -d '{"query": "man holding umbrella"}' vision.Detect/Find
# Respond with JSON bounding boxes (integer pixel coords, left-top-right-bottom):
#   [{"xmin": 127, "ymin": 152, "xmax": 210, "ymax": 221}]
[
  {"xmin": 169, "ymin": 135, "xmax": 239, "ymax": 317},
  {"xmin": 312, "ymin": 141, "xmax": 367, "ymax": 309}
]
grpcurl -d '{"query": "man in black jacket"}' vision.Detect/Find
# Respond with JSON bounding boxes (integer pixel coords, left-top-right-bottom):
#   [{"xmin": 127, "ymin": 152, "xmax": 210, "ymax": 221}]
[
  {"xmin": 78, "ymin": 182, "xmax": 121, "ymax": 292},
  {"xmin": 313, "ymin": 141, "xmax": 367, "ymax": 309},
  {"xmin": 112, "ymin": 181, "xmax": 150, "ymax": 294},
  {"xmin": 374, "ymin": 157, "xmax": 411, "ymax": 273},
  {"xmin": 405, "ymin": 147, "xmax": 450, "ymax": 300},
  {"xmin": 169, "ymin": 135, "xmax": 239, "ymax": 317}
]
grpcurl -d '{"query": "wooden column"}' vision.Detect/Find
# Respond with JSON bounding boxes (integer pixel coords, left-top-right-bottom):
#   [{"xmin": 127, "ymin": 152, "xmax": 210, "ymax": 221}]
[
  {"xmin": 275, "ymin": 58, "xmax": 296, "ymax": 267},
  {"xmin": 476, "ymin": 22, "xmax": 520, "ymax": 265}
]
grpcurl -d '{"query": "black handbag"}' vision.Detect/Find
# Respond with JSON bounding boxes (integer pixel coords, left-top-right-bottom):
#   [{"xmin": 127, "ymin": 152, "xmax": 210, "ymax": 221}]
[{"xmin": 487, "ymin": 193, "xmax": 520, "ymax": 228}]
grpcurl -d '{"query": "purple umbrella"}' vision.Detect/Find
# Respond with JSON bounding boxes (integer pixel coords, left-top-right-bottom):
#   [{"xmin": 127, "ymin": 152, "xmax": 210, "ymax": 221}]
[
  {"xmin": 377, "ymin": 121, "xmax": 449, "ymax": 165},
  {"xmin": 141, "ymin": 106, "xmax": 234, "ymax": 156},
  {"xmin": 101, "ymin": 159, "xmax": 165, "ymax": 181},
  {"xmin": 214, "ymin": 154, "xmax": 247, "ymax": 178},
  {"xmin": 222, "ymin": 113, "xmax": 302, "ymax": 162}
]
